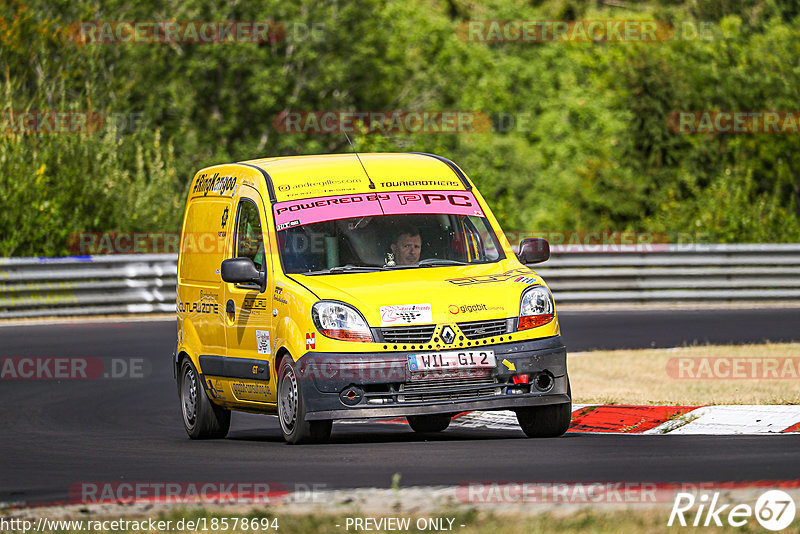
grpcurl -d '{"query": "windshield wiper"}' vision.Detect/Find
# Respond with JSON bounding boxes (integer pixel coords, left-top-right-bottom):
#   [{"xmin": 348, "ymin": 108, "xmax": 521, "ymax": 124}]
[
  {"xmin": 416, "ymin": 259, "xmax": 469, "ymax": 267},
  {"xmin": 306, "ymin": 265, "xmax": 385, "ymax": 275}
]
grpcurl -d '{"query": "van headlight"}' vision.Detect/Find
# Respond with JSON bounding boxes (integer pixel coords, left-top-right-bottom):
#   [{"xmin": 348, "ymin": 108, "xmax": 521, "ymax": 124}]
[
  {"xmin": 518, "ymin": 286, "xmax": 554, "ymax": 330},
  {"xmin": 312, "ymin": 301, "xmax": 373, "ymax": 343}
]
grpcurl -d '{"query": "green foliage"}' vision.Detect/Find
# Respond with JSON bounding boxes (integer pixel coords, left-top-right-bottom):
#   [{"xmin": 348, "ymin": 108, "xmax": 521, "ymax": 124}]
[{"xmin": 2, "ymin": 0, "xmax": 799, "ymax": 256}]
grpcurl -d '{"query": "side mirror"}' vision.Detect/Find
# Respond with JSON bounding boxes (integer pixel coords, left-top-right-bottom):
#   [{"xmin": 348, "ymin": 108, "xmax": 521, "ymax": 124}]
[
  {"xmin": 517, "ymin": 238, "xmax": 550, "ymax": 264},
  {"xmin": 221, "ymin": 257, "xmax": 267, "ymax": 292}
]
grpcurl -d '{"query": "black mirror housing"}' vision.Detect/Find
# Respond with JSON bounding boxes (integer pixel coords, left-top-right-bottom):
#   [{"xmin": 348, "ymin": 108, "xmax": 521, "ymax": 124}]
[
  {"xmin": 221, "ymin": 257, "xmax": 267, "ymax": 292},
  {"xmin": 518, "ymin": 238, "xmax": 550, "ymax": 264}
]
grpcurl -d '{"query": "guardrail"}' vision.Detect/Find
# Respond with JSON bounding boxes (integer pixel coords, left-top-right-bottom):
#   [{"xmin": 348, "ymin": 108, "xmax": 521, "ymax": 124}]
[
  {"xmin": 1, "ymin": 244, "xmax": 799, "ymax": 318},
  {"xmin": 0, "ymin": 255, "xmax": 176, "ymax": 319}
]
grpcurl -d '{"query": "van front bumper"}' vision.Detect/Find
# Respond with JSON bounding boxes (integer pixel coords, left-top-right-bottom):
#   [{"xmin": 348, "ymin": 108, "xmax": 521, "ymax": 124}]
[{"xmin": 296, "ymin": 335, "xmax": 569, "ymax": 421}]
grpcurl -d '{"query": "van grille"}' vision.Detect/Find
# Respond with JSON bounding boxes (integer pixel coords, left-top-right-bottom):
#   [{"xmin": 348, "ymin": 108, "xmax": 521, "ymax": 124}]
[
  {"xmin": 381, "ymin": 325, "xmax": 435, "ymax": 344},
  {"xmin": 398, "ymin": 376, "xmax": 500, "ymax": 403},
  {"xmin": 457, "ymin": 319, "xmax": 508, "ymax": 340}
]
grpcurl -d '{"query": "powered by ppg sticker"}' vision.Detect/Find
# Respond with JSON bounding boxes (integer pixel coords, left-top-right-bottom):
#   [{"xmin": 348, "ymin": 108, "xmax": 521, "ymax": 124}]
[
  {"xmin": 256, "ymin": 330, "xmax": 271, "ymax": 355},
  {"xmin": 380, "ymin": 303, "xmax": 433, "ymax": 326}
]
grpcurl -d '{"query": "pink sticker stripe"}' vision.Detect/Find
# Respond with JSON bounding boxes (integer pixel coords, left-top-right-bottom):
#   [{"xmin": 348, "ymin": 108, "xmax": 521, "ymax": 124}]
[
  {"xmin": 273, "ymin": 190, "xmax": 484, "ymax": 229},
  {"xmin": 379, "ymin": 190, "xmax": 484, "ymax": 218},
  {"xmin": 273, "ymin": 192, "xmax": 386, "ymax": 228}
]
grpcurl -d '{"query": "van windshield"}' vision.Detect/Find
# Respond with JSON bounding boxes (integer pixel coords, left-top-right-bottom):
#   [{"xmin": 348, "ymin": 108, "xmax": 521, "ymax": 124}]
[{"xmin": 272, "ymin": 191, "xmax": 505, "ymax": 274}]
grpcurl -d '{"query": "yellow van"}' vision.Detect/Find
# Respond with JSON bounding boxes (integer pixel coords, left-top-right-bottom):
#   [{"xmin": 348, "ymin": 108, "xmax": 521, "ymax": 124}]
[{"xmin": 175, "ymin": 153, "xmax": 570, "ymax": 444}]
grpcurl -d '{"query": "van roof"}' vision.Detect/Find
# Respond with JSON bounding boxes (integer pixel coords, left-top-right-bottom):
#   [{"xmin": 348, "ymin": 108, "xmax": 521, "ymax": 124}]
[{"xmin": 238, "ymin": 152, "xmax": 471, "ymax": 202}]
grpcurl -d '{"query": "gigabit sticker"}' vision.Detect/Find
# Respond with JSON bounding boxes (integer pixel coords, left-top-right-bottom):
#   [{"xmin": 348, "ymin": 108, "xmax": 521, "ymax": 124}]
[{"xmin": 380, "ymin": 303, "xmax": 433, "ymax": 326}]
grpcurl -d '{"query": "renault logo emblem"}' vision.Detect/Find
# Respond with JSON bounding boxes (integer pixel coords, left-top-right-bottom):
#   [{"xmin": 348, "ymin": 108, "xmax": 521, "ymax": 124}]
[{"xmin": 441, "ymin": 326, "xmax": 456, "ymax": 345}]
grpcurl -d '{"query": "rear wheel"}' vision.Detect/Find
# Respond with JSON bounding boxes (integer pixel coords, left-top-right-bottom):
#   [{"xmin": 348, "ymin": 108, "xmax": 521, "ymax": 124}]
[
  {"xmin": 407, "ymin": 414, "xmax": 452, "ymax": 433},
  {"xmin": 516, "ymin": 381, "xmax": 572, "ymax": 438},
  {"xmin": 179, "ymin": 358, "xmax": 230, "ymax": 439},
  {"xmin": 278, "ymin": 358, "xmax": 332, "ymax": 444}
]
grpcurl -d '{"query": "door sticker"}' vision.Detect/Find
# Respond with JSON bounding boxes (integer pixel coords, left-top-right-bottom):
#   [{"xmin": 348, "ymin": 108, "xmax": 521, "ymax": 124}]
[{"xmin": 256, "ymin": 330, "xmax": 271, "ymax": 355}]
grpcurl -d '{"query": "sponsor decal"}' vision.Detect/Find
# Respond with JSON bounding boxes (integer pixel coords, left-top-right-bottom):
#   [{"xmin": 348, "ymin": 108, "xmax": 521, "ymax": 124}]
[
  {"xmin": 276, "ymin": 220, "xmax": 300, "ymax": 231},
  {"xmin": 221, "ymin": 206, "xmax": 229, "ymax": 227},
  {"xmin": 177, "ymin": 300, "xmax": 220, "ymax": 314},
  {"xmin": 273, "ymin": 286, "xmax": 288, "ymax": 304},
  {"xmin": 448, "ymin": 303, "xmax": 503, "ymax": 314},
  {"xmin": 512, "ymin": 275, "xmax": 536, "ymax": 284},
  {"xmin": 256, "ymin": 330, "xmax": 271, "ymax": 355},
  {"xmin": 276, "ymin": 177, "xmax": 363, "ymax": 192},
  {"xmin": 192, "ymin": 173, "xmax": 237, "ymax": 197},
  {"xmin": 380, "ymin": 303, "xmax": 433, "ymax": 326},
  {"xmin": 447, "ymin": 268, "xmax": 532, "ymax": 286},
  {"xmin": 379, "ymin": 179, "xmax": 460, "ymax": 188},
  {"xmin": 273, "ymin": 190, "xmax": 483, "ymax": 230},
  {"xmin": 232, "ymin": 381, "xmax": 271, "ymax": 401},
  {"xmin": 242, "ymin": 297, "xmax": 268, "ymax": 312},
  {"xmin": 306, "ymin": 333, "xmax": 316, "ymax": 350}
]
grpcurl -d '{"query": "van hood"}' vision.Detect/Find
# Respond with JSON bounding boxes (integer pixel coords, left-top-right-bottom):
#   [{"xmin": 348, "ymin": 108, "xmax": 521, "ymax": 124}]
[{"xmin": 289, "ymin": 261, "xmax": 545, "ymax": 327}]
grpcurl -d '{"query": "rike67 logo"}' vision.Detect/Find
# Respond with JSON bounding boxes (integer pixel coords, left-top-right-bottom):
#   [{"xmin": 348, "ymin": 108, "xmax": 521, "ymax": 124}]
[{"xmin": 669, "ymin": 490, "xmax": 796, "ymax": 530}]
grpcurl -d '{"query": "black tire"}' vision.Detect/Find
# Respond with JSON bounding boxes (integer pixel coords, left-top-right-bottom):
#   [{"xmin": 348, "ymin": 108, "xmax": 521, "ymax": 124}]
[
  {"xmin": 277, "ymin": 358, "xmax": 332, "ymax": 444},
  {"xmin": 516, "ymin": 381, "xmax": 572, "ymax": 438},
  {"xmin": 407, "ymin": 414, "xmax": 452, "ymax": 433},
  {"xmin": 179, "ymin": 358, "xmax": 230, "ymax": 439}
]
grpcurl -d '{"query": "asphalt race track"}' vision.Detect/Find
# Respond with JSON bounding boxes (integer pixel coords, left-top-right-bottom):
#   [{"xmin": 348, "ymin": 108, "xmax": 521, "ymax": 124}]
[{"xmin": 1, "ymin": 308, "xmax": 799, "ymax": 505}]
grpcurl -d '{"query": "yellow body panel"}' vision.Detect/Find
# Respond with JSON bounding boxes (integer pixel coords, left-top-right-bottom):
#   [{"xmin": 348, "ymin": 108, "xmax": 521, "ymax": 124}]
[
  {"xmin": 241, "ymin": 153, "xmax": 470, "ymax": 201},
  {"xmin": 177, "ymin": 153, "xmax": 558, "ymax": 414}
]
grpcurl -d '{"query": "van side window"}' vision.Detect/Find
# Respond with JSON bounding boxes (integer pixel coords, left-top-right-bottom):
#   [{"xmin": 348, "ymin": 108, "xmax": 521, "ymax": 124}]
[{"xmin": 235, "ymin": 200, "xmax": 265, "ymax": 271}]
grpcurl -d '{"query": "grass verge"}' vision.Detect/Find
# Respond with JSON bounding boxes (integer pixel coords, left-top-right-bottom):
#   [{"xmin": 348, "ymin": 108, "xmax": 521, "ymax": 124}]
[{"xmin": 569, "ymin": 342, "xmax": 800, "ymax": 405}]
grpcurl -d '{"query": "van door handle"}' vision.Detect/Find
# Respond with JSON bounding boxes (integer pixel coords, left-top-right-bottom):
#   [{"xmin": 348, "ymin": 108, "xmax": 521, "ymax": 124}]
[{"xmin": 226, "ymin": 299, "xmax": 235, "ymax": 315}]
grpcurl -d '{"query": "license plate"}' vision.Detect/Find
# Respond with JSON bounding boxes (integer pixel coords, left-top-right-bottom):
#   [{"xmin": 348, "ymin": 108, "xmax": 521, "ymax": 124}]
[{"xmin": 407, "ymin": 350, "xmax": 496, "ymax": 372}]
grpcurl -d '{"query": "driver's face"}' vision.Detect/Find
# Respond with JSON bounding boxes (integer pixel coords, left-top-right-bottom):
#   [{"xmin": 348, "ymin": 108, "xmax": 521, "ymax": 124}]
[{"xmin": 391, "ymin": 234, "xmax": 421, "ymax": 265}]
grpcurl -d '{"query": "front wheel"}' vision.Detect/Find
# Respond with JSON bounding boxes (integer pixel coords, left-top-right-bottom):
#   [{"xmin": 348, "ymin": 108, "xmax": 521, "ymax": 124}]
[
  {"xmin": 277, "ymin": 358, "xmax": 332, "ymax": 444},
  {"xmin": 179, "ymin": 358, "xmax": 230, "ymax": 439},
  {"xmin": 407, "ymin": 414, "xmax": 451, "ymax": 433},
  {"xmin": 516, "ymin": 382, "xmax": 572, "ymax": 438}
]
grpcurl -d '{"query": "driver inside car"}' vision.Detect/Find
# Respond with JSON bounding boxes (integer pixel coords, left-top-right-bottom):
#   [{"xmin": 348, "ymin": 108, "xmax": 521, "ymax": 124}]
[{"xmin": 389, "ymin": 226, "xmax": 422, "ymax": 265}]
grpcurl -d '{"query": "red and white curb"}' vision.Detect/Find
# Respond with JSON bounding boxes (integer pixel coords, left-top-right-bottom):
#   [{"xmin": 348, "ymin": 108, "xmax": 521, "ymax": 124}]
[
  {"xmin": 447, "ymin": 405, "xmax": 800, "ymax": 434},
  {"xmin": 355, "ymin": 406, "xmax": 800, "ymax": 434}
]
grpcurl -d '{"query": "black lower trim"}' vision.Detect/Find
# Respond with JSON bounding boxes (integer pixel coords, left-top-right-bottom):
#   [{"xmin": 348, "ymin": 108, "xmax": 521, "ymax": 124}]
[
  {"xmin": 305, "ymin": 393, "xmax": 570, "ymax": 420},
  {"xmin": 199, "ymin": 354, "xmax": 270, "ymax": 381}
]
